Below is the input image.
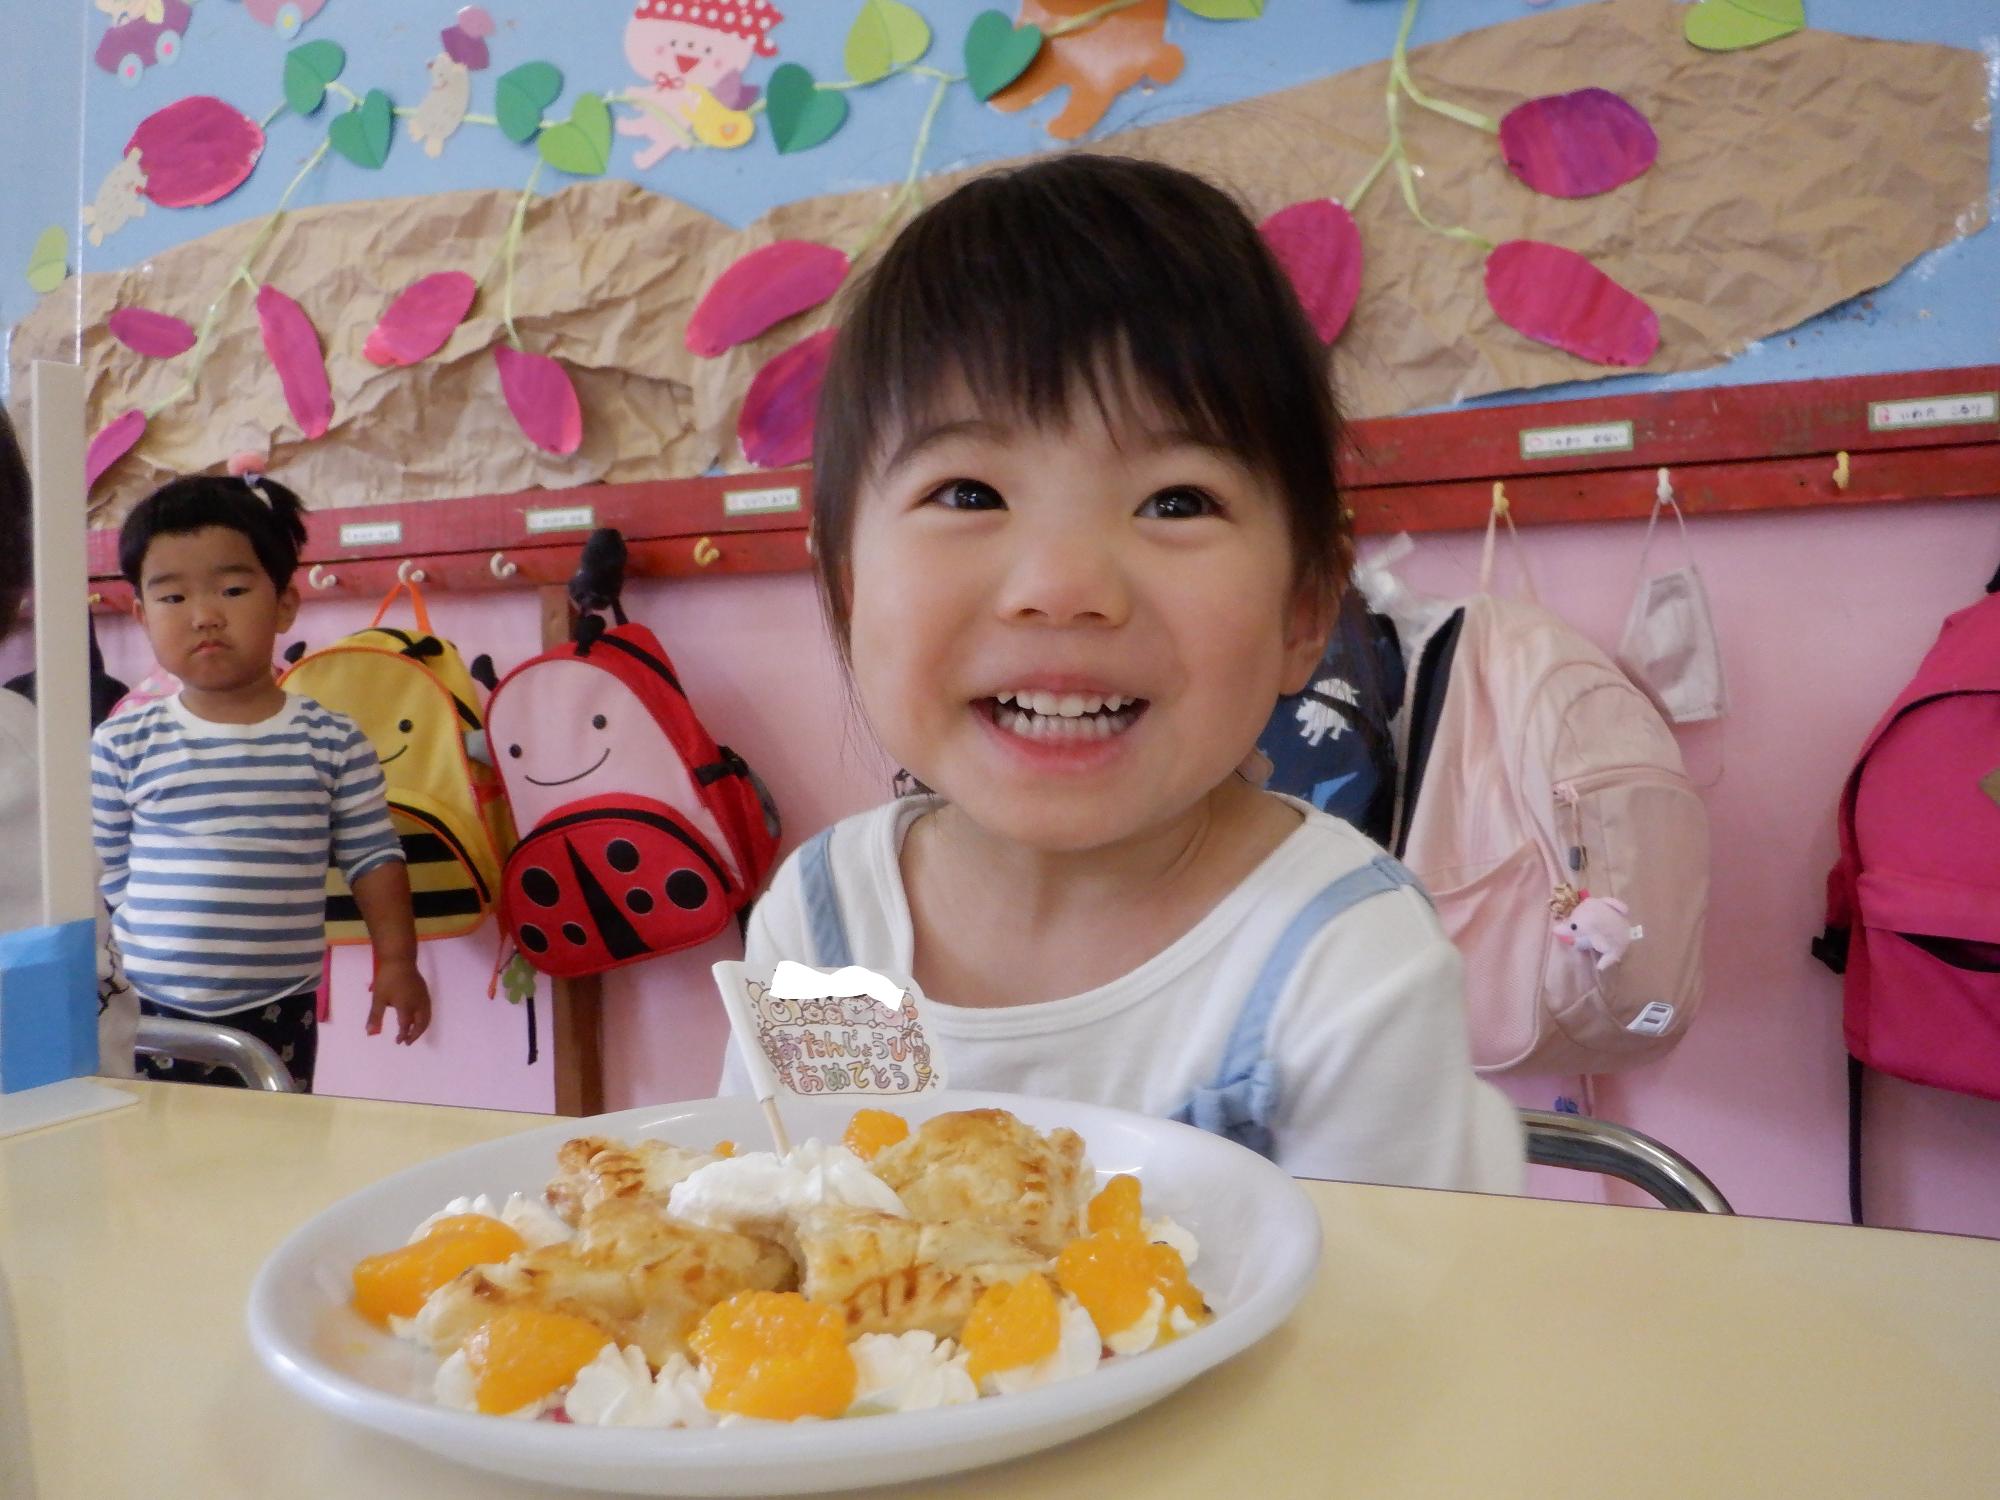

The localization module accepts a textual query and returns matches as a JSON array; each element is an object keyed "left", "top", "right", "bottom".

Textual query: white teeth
[{"left": 994, "top": 690, "right": 1136, "bottom": 719}]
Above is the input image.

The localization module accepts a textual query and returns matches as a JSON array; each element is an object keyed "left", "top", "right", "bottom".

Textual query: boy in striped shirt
[{"left": 91, "top": 476, "right": 431, "bottom": 1089}]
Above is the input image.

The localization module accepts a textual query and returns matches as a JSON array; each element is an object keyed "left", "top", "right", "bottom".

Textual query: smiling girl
[{"left": 725, "top": 155, "right": 1520, "bottom": 1190}]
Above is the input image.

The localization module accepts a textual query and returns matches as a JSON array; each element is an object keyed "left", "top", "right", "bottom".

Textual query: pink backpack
[
  {"left": 1817, "top": 588, "right": 2000, "bottom": 1102},
  {"left": 1396, "top": 513, "right": 1711, "bottom": 1074}
]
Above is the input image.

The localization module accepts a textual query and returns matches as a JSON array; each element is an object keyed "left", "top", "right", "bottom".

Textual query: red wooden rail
[{"left": 85, "top": 364, "right": 2000, "bottom": 614}]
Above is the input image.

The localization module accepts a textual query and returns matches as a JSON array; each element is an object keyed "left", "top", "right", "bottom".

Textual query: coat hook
[
  {"left": 1656, "top": 466, "right": 1676, "bottom": 508},
  {"left": 1491, "top": 481, "right": 1509, "bottom": 518},
  {"left": 396, "top": 558, "right": 427, "bottom": 585},
  {"left": 489, "top": 552, "right": 519, "bottom": 580},
  {"left": 1832, "top": 451, "right": 1850, "bottom": 491},
  {"left": 88, "top": 591, "right": 103, "bottom": 607},
  {"left": 307, "top": 564, "right": 338, "bottom": 590},
  {"left": 692, "top": 536, "right": 721, "bottom": 568}
]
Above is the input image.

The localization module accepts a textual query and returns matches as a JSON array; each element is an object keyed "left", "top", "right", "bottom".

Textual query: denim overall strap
[
  {"left": 799, "top": 828, "right": 854, "bottom": 969},
  {"left": 1172, "top": 854, "right": 1426, "bottom": 1159}
]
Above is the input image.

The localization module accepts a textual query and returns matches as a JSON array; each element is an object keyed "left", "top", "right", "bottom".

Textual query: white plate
[{"left": 247, "top": 1091, "right": 1322, "bottom": 1496}]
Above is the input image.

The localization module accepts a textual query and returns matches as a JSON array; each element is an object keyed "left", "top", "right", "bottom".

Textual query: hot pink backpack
[
  {"left": 1396, "top": 513, "right": 1711, "bottom": 1074},
  {"left": 1816, "top": 587, "right": 2000, "bottom": 1105}
]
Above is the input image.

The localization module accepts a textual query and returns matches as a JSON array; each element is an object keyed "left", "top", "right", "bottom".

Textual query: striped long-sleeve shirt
[{"left": 90, "top": 693, "right": 403, "bottom": 1016}]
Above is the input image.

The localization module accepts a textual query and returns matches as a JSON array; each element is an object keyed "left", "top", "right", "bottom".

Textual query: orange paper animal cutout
[{"left": 988, "top": 0, "right": 1185, "bottom": 140}]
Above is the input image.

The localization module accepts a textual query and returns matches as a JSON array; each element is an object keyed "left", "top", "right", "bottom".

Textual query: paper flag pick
[
  {"left": 127, "top": 96, "right": 264, "bottom": 208},
  {"left": 964, "top": 10, "right": 1042, "bottom": 102},
  {"left": 107, "top": 307, "right": 197, "bottom": 359},
  {"left": 1259, "top": 199, "right": 1364, "bottom": 344},
  {"left": 687, "top": 241, "right": 850, "bottom": 358},
  {"left": 494, "top": 345, "right": 584, "bottom": 455},
  {"left": 495, "top": 62, "right": 563, "bottom": 144},
  {"left": 1685, "top": 0, "right": 1804, "bottom": 52},
  {"left": 713, "top": 960, "right": 948, "bottom": 1108},
  {"left": 282, "top": 39, "right": 347, "bottom": 115},
  {"left": 329, "top": 87, "right": 395, "bottom": 169},
  {"left": 25, "top": 226, "right": 68, "bottom": 294},
  {"left": 255, "top": 284, "right": 333, "bottom": 439},
  {"left": 85, "top": 410, "right": 147, "bottom": 493},
  {"left": 1500, "top": 88, "right": 1657, "bottom": 199},
  {"left": 1485, "top": 240, "right": 1659, "bottom": 368},
  {"left": 766, "top": 64, "right": 848, "bottom": 154},
  {"left": 537, "top": 92, "right": 612, "bottom": 176},
  {"left": 845, "top": 0, "right": 932, "bottom": 85},
  {"left": 363, "top": 271, "right": 477, "bottom": 367},
  {"left": 739, "top": 327, "right": 838, "bottom": 468}
]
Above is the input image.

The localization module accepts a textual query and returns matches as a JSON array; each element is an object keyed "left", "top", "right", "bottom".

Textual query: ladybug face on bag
[{"left": 490, "top": 659, "right": 706, "bottom": 829}]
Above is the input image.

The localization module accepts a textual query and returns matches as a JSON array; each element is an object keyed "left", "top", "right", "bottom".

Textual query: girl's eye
[
  {"left": 926, "top": 478, "right": 1004, "bottom": 512},
  {"left": 1138, "top": 486, "right": 1221, "bottom": 520}
]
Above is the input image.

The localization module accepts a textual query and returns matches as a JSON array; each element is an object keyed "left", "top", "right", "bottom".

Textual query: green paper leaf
[
  {"left": 537, "top": 92, "right": 612, "bottom": 176},
  {"left": 25, "top": 225, "right": 68, "bottom": 294},
  {"left": 496, "top": 61, "right": 564, "bottom": 145},
  {"left": 1684, "top": 0, "right": 1803, "bottom": 51},
  {"left": 766, "top": 63, "right": 849, "bottom": 154},
  {"left": 845, "top": 0, "right": 931, "bottom": 84},
  {"left": 501, "top": 952, "right": 537, "bottom": 1005},
  {"left": 282, "top": 40, "right": 346, "bottom": 116},
  {"left": 1175, "top": 0, "right": 1264, "bottom": 17},
  {"left": 1981, "top": 766, "right": 2000, "bottom": 809},
  {"left": 328, "top": 88, "right": 394, "bottom": 169},
  {"left": 964, "top": 11, "right": 1041, "bottom": 101}
]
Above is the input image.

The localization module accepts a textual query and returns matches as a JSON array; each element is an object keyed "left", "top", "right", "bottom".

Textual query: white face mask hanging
[{"left": 1616, "top": 469, "right": 1728, "bottom": 724}]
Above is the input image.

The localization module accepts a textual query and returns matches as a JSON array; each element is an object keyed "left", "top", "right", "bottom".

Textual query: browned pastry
[
  {"left": 414, "top": 1200, "right": 794, "bottom": 1366},
  {"left": 794, "top": 1206, "right": 1046, "bottom": 1338},
  {"left": 869, "top": 1109, "right": 1091, "bottom": 1258},
  {"left": 543, "top": 1135, "right": 715, "bottom": 1225}
]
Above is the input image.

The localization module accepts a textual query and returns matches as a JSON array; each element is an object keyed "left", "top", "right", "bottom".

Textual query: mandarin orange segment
[
  {"left": 350, "top": 1215, "right": 526, "bottom": 1326},
  {"left": 960, "top": 1273, "right": 1062, "bottom": 1383},
  {"left": 689, "top": 1290, "right": 857, "bottom": 1421},
  {"left": 1055, "top": 1227, "right": 1206, "bottom": 1341},
  {"left": 841, "top": 1108, "right": 910, "bottom": 1161},
  {"left": 462, "top": 1306, "right": 613, "bottom": 1415},
  {"left": 1086, "top": 1174, "right": 1144, "bottom": 1235}
]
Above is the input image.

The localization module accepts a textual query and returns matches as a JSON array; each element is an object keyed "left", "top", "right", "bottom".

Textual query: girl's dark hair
[
  {"left": 810, "top": 152, "right": 1349, "bottom": 656},
  {"left": 118, "top": 474, "right": 311, "bottom": 591},
  {"left": 0, "top": 406, "right": 27, "bottom": 640}
]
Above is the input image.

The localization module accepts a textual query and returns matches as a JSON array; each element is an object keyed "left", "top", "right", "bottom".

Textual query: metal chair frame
[
  {"left": 1519, "top": 1108, "right": 1732, "bottom": 1214},
  {"left": 133, "top": 1016, "right": 297, "bottom": 1092}
]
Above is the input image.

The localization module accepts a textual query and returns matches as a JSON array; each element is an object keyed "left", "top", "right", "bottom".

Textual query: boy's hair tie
[{"left": 242, "top": 475, "right": 272, "bottom": 507}]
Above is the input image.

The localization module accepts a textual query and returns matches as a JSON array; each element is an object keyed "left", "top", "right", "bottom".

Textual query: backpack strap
[
  {"left": 798, "top": 827, "right": 853, "bottom": 969},
  {"left": 1172, "top": 854, "right": 1428, "bottom": 1159}
]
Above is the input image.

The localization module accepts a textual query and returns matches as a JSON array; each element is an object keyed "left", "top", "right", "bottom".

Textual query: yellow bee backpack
[{"left": 278, "top": 582, "right": 515, "bottom": 943}]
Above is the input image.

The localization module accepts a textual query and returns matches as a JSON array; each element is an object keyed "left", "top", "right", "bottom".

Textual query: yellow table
[{"left": 3, "top": 1082, "right": 1998, "bottom": 1499}]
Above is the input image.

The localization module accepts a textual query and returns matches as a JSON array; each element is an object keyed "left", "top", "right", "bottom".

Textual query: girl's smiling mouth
[{"left": 977, "top": 688, "right": 1148, "bottom": 743}]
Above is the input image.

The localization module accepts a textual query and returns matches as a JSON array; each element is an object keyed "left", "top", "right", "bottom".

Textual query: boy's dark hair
[
  {"left": 810, "top": 152, "right": 1349, "bottom": 656},
  {"left": 0, "top": 405, "right": 28, "bottom": 640},
  {"left": 119, "top": 474, "right": 311, "bottom": 591}
]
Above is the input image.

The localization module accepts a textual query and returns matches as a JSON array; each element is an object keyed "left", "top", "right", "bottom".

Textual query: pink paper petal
[
  {"left": 255, "top": 284, "right": 333, "bottom": 440},
  {"left": 457, "top": 6, "right": 495, "bottom": 39},
  {"left": 1485, "top": 241, "right": 1659, "bottom": 368},
  {"left": 363, "top": 271, "right": 478, "bottom": 367},
  {"left": 127, "top": 96, "right": 265, "bottom": 209},
  {"left": 686, "top": 241, "right": 851, "bottom": 358},
  {"left": 1500, "top": 88, "right": 1658, "bottom": 199},
  {"left": 86, "top": 409, "right": 147, "bottom": 493},
  {"left": 494, "top": 345, "right": 583, "bottom": 455},
  {"left": 738, "top": 328, "right": 838, "bottom": 469},
  {"left": 1258, "top": 199, "right": 1364, "bottom": 344},
  {"left": 107, "top": 306, "right": 197, "bottom": 359}
]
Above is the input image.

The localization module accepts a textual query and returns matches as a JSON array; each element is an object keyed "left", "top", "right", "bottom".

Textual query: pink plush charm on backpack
[{"left": 1553, "top": 891, "right": 1642, "bottom": 971}]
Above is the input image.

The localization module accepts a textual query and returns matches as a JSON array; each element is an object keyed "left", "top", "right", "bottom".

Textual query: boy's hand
[{"left": 367, "top": 959, "right": 432, "bottom": 1045}]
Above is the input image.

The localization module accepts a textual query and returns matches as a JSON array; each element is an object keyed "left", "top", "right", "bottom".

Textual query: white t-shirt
[{"left": 722, "top": 795, "right": 1523, "bottom": 1193}]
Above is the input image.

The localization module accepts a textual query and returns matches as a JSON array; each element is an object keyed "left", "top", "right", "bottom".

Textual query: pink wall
[{"left": 82, "top": 493, "right": 2000, "bottom": 1235}]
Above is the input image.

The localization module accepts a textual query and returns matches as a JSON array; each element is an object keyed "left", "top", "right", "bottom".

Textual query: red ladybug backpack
[{"left": 485, "top": 537, "right": 778, "bottom": 977}]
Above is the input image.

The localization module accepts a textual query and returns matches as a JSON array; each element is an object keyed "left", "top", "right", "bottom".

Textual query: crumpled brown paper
[{"left": 11, "top": 0, "right": 1988, "bottom": 524}]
